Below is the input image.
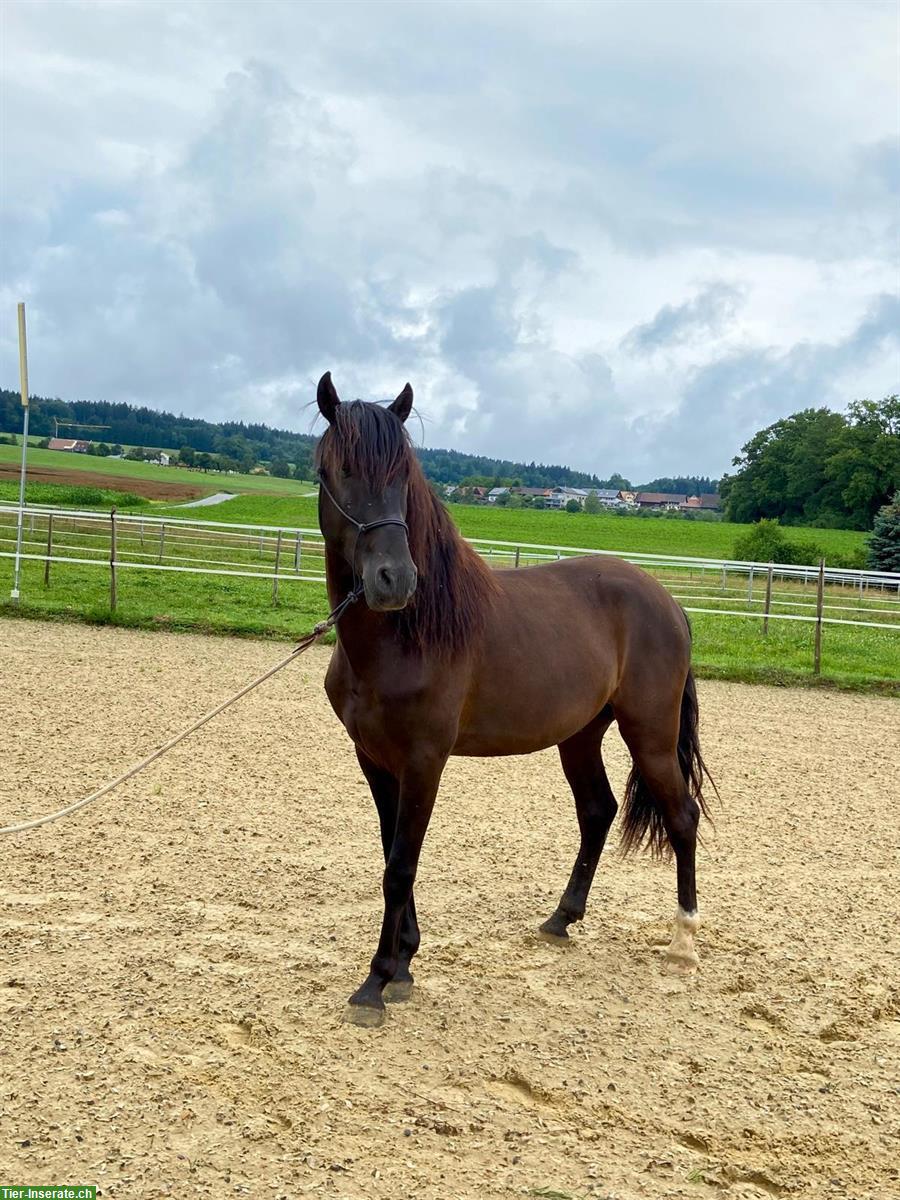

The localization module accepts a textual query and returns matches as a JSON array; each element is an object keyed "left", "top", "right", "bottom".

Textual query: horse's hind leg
[
  {"left": 539, "top": 709, "right": 617, "bottom": 942},
  {"left": 617, "top": 719, "right": 701, "bottom": 975},
  {"left": 355, "top": 748, "right": 419, "bottom": 1001}
]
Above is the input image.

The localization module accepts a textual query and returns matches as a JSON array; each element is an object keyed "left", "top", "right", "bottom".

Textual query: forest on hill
[
  {"left": 0, "top": 388, "right": 694, "bottom": 491},
  {"left": 6, "top": 387, "right": 895, "bottom": 528}
]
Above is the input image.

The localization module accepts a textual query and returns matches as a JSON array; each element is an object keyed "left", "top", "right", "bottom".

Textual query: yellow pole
[{"left": 11, "top": 302, "right": 30, "bottom": 602}]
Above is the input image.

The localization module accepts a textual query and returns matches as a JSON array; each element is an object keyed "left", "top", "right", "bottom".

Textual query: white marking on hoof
[{"left": 665, "top": 907, "right": 700, "bottom": 974}]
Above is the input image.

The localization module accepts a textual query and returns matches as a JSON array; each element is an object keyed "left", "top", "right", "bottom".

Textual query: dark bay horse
[{"left": 315, "top": 373, "right": 713, "bottom": 1026}]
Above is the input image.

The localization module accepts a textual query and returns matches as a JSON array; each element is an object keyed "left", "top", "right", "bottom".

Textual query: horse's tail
[{"left": 620, "top": 668, "right": 715, "bottom": 858}]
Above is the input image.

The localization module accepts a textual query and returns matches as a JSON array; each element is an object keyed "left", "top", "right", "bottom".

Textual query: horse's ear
[
  {"left": 389, "top": 383, "right": 413, "bottom": 423},
  {"left": 317, "top": 372, "right": 340, "bottom": 424}
]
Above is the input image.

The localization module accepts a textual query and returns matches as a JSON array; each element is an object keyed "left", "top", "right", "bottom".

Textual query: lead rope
[
  {"left": 0, "top": 587, "right": 363, "bottom": 836},
  {"left": 4, "top": 474, "right": 407, "bottom": 836}
]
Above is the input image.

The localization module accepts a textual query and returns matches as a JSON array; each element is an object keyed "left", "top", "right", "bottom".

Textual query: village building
[
  {"left": 634, "top": 491, "right": 688, "bottom": 510},
  {"left": 47, "top": 438, "right": 91, "bottom": 453}
]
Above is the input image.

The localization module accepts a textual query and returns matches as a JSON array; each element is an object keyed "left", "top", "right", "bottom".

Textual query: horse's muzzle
[{"left": 363, "top": 562, "right": 418, "bottom": 612}]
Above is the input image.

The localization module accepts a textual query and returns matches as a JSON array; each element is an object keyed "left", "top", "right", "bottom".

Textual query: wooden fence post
[
  {"left": 110, "top": 507, "right": 118, "bottom": 612},
  {"left": 43, "top": 514, "right": 53, "bottom": 587},
  {"left": 158, "top": 522, "right": 166, "bottom": 564},
  {"left": 763, "top": 563, "right": 773, "bottom": 635},
  {"left": 721, "top": 565, "right": 727, "bottom": 591},
  {"left": 747, "top": 567, "right": 754, "bottom": 606},
  {"left": 272, "top": 529, "right": 283, "bottom": 604},
  {"left": 294, "top": 533, "right": 302, "bottom": 573},
  {"left": 813, "top": 557, "right": 825, "bottom": 674},
  {"left": 514, "top": 547, "right": 520, "bottom": 568}
]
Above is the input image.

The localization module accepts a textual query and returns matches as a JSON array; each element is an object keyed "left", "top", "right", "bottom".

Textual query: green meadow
[
  {"left": 2, "top": 551, "right": 897, "bottom": 692},
  {"left": 1, "top": 447, "right": 894, "bottom": 692},
  {"left": 0, "top": 441, "right": 317, "bottom": 498},
  {"left": 168, "top": 492, "right": 868, "bottom": 564}
]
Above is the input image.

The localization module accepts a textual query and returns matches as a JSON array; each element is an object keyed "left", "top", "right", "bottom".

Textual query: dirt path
[
  {"left": 0, "top": 461, "right": 204, "bottom": 501},
  {"left": 1, "top": 619, "right": 897, "bottom": 1199}
]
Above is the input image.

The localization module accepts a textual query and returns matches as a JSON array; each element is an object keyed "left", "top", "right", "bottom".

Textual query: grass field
[
  {"left": 148, "top": 492, "right": 869, "bottom": 565},
  {"left": 0, "top": 442, "right": 317, "bottom": 498},
  {"left": 0, "top": 480, "right": 151, "bottom": 508},
  {"left": 2, "top": 547, "right": 897, "bottom": 693},
  {"left": 1, "top": 443, "right": 870, "bottom": 562},
  {"left": 1, "top": 448, "right": 893, "bottom": 692}
]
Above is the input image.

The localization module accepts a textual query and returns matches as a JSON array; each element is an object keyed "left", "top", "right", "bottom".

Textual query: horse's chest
[
  {"left": 324, "top": 660, "right": 399, "bottom": 763},
  {"left": 324, "top": 651, "right": 456, "bottom": 771}
]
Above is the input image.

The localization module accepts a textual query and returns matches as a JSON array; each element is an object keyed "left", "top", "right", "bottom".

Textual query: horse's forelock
[
  {"left": 316, "top": 398, "right": 498, "bottom": 655},
  {"left": 316, "top": 400, "right": 412, "bottom": 492}
]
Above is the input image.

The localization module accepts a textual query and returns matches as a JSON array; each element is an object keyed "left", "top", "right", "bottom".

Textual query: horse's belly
[
  {"left": 452, "top": 692, "right": 606, "bottom": 757},
  {"left": 452, "top": 628, "right": 615, "bottom": 756}
]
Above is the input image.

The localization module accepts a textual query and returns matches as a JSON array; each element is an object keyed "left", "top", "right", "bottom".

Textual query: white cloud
[{"left": 1, "top": 0, "right": 897, "bottom": 480}]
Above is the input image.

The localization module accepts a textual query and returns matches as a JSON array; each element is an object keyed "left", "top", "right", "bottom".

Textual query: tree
[
  {"left": 826, "top": 397, "right": 900, "bottom": 529},
  {"left": 179, "top": 445, "right": 196, "bottom": 467},
  {"left": 733, "top": 519, "right": 824, "bottom": 566},
  {"left": 565, "top": 499, "right": 582, "bottom": 513},
  {"left": 639, "top": 475, "right": 718, "bottom": 496},
  {"left": 867, "top": 496, "right": 900, "bottom": 571},
  {"left": 583, "top": 494, "right": 603, "bottom": 514},
  {"left": 720, "top": 397, "right": 899, "bottom": 529}
]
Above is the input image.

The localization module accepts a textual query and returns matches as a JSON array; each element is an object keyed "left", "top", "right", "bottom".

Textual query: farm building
[
  {"left": 634, "top": 491, "right": 688, "bottom": 509},
  {"left": 680, "top": 494, "right": 722, "bottom": 511},
  {"left": 47, "top": 438, "right": 91, "bottom": 453},
  {"left": 697, "top": 493, "right": 722, "bottom": 511},
  {"left": 487, "top": 487, "right": 510, "bottom": 503}
]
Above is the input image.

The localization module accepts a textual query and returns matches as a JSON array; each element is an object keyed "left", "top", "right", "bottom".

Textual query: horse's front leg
[
  {"left": 355, "top": 747, "right": 420, "bottom": 1001},
  {"left": 345, "top": 753, "right": 445, "bottom": 1027}
]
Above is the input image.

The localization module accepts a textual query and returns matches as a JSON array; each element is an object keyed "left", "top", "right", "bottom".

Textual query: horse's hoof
[
  {"left": 383, "top": 978, "right": 414, "bottom": 1003},
  {"left": 542, "top": 912, "right": 571, "bottom": 940},
  {"left": 538, "top": 916, "right": 570, "bottom": 945},
  {"left": 664, "top": 952, "right": 699, "bottom": 976},
  {"left": 343, "top": 1002, "right": 386, "bottom": 1028}
]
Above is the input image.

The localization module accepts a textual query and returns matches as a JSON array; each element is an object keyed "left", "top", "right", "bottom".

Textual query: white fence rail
[{"left": 2, "top": 504, "right": 899, "bottom": 667}]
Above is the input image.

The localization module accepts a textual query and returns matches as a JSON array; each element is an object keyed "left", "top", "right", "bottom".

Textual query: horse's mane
[{"left": 316, "top": 400, "right": 498, "bottom": 656}]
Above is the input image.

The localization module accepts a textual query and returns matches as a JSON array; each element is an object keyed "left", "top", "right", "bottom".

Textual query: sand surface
[{"left": 1, "top": 618, "right": 898, "bottom": 1199}]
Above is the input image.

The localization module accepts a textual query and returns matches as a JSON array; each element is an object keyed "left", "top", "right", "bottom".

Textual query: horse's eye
[{"left": 341, "top": 463, "right": 351, "bottom": 478}]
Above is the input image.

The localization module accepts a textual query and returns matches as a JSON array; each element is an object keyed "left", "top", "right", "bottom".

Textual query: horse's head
[{"left": 315, "top": 372, "right": 419, "bottom": 612}]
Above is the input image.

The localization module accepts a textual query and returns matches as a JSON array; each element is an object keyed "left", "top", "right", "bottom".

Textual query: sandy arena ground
[{"left": 1, "top": 618, "right": 898, "bottom": 1199}]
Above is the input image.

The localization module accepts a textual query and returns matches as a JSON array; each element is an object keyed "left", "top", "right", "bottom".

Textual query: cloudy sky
[{"left": 1, "top": 0, "right": 897, "bottom": 480}]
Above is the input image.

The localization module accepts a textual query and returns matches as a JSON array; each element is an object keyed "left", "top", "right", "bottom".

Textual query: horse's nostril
[{"left": 377, "top": 566, "right": 393, "bottom": 589}]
